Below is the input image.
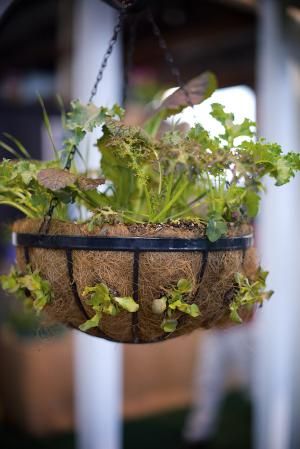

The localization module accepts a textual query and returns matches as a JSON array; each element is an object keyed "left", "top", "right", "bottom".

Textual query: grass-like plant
[{"left": 0, "top": 73, "right": 298, "bottom": 242}]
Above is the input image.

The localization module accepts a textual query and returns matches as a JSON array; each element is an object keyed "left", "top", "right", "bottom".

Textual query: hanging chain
[
  {"left": 147, "top": 9, "right": 194, "bottom": 109},
  {"left": 64, "top": 143, "right": 77, "bottom": 170},
  {"left": 39, "top": 197, "right": 59, "bottom": 233}
]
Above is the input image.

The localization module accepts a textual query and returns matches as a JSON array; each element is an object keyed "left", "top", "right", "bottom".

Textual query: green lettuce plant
[
  {"left": 0, "top": 266, "right": 53, "bottom": 313},
  {"left": 79, "top": 283, "right": 139, "bottom": 332},
  {"left": 229, "top": 269, "right": 273, "bottom": 323},
  {"left": 152, "top": 278, "right": 200, "bottom": 333},
  {"left": 0, "top": 72, "right": 299, "bottom": 242}
]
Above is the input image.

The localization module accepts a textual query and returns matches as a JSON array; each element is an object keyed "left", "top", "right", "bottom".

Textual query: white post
[
  {"left": 255, "top": 2, "right": 300, "bottom": 449},
  {"left": 71, "top": 1, "right": 123, "bottom": 449}
]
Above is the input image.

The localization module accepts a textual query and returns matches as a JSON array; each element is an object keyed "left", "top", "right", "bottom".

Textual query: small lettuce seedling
[
  {"left": 0, "top": 266, "right": 53, "bottom": 313},
  {"left": 229, "top": 269, "right": 273, "bottom": 323},
  {"left": 152, "top": 278, "right": 201, "bottom": 333},
  {"left": 79, "top": 282, "right": 139, "bottom": 332}
]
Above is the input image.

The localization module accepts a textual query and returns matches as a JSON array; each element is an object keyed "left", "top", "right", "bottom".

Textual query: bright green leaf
[
  {"left": 229, "top": 305, "right": 243, "bottom": 324},
  {"left": 115, "top": 296, "right": 139, "bottom": 313},
  {"left": 177, "top": 278, "right": 193, "bottom": 293},
  {"left": 161, "top": 318, "right": 178, "bottom": 333},
  {"left": 244, "top": 190, "right": 260, "bottom": 218},
  {"left": 79, "top": 312, "right": 101, "bottom": 331},
  {"left": 188, "top": 303, "right": 201, "bottom": 318},
  {"left": 206, "top": 217, "right": 227, "bottom": 242}
]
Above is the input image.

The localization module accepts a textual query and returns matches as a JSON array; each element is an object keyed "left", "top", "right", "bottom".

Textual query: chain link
[
  {"left": 64, "top": 144, "right": 77, "bottom": 170},
  {"left": 39, "top": 197, "right": 59, "bottom": 233},
  {"left": 147, "top": 9, "right": 194, "bottom": 109}
]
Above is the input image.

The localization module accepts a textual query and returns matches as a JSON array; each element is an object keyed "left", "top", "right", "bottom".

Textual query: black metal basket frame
[{"left": 13, "top": 232, "right": 253, "bottom": 344}]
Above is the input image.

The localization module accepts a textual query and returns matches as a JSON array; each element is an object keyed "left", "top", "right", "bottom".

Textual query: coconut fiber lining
[{"left": 12, "top": 219, "right": 258, "bottom": 343}]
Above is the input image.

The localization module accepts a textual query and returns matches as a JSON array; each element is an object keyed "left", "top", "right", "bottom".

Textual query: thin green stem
[
  {"left": 0, "top": 141, "right": 22, "bottom": 159},
  {"left": 164, "top": 172, "right": 174, "bottom": 206},
  {"left": 143, "top": 183, "right": 153, "bottom": 216},
  {"left": 168, "top": 202, "right": 208, "bottom": 221},
  {"left": 3, "top": 133, "right": 31, "bottom": 159},
  {"left": 37, "top": 94, "right": 59, "bottom": 160},
  {"left": 153, "top": 149, "right": 162, "bottom": 195},
  {"left": 187, "top": 190, "right": 208, "bottom": 208},
  {"left": 119, "top": 213, "right": 145, "bottom": 224},
  {"left": 152, "top": 179, "right": 189, "bottom": 223}
]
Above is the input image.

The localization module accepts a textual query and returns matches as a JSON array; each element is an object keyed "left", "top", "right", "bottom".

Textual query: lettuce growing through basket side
[
  {"left": 229, "top": 268, "right": 273, "bottom": 323},
  {"left": 152, "top": 278, "right": 201, "bottom": 333},
  {"left": 79, "top": 282, "right": 139, "bottom": 332},
  {"left": 0, "top": 266, "right": 53, "bottom": 313}
]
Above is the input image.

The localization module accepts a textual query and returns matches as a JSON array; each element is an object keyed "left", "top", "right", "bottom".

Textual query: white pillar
[
  {"left": 255, "top": 2, "right": 300, "bottom": 449},
  {"left": 71, "top": 1, "right": 123, "bottom": 449}
]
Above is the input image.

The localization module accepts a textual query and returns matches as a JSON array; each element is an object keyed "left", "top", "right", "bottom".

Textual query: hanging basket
[{"left": 12, "top": 218, "right": 257, "bottom": 344}]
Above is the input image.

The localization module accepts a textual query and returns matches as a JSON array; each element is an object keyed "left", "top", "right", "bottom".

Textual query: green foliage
[
  {"left": 62, "top": 101, "right": 124, "bottom": 166},
  {"left": 96, "top": 99, "right": 300, "bottom": 240},
  {"left": 0, "top": 265, "right": 53, "bottom": 313},
  {"left": 152, "top": 278, "right": 200, "bottom": 333},
  {"left": 0, "top": 159, "right": 64, "bottom": 218},
  {"left": 79, "top": 282, "right": 139, "bottom": 332},
  {"left": 229, "top": 268, "right": 273, "bottom": 323},
  {"left": 206, "top": 215, "right": 227, "bottom": 242},
  {"left": 87, "top": 207, "right": 121, "bottom": 231},
  {"left": 1, "top": 77, "right": 300, "bottom": 242}
]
